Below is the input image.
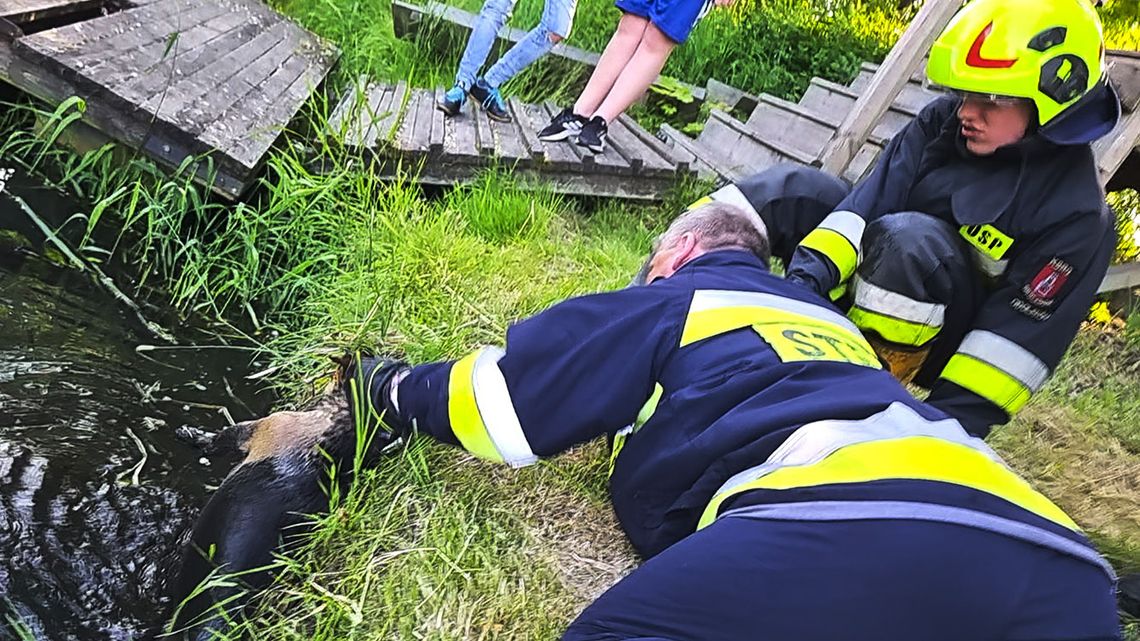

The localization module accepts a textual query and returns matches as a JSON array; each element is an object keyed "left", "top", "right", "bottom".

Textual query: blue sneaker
[
  {"left": 469, "top": 78, "right": 511, "bottom": 123},
  {"left": 437, "top": 85, "right": 466, "bottom": 117}
]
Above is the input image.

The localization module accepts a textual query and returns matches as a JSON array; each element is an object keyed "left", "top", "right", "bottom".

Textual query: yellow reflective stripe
[
  {"left": 828, "top": 282, "right": 847, "bottom": 302},
  {"left": 635, "top": 383, "right": 664, "bottom": 429},
  {"left": 848, "top": 306, "right": 941, "bottom": 347},
  {"left": 681, "top": 290, "right": 859, "bottom": 347},
  {"left": 609, "top": 383, "right": 664, "bottom": 476},
  {"left": 941, "top": 353, "right": 1033, "bottom": 414},
  {"left": 799, "top": 228, "right": 858, "bottom": 281},
  {"left": 699, "top": 436, "right": 1077, "bottom": 531},
  {"left": 447, "top": 350, "right": 503, "bottom": 463},
  {"left": 959, "top": 224, "right": 1014, "bottom": 261},
  {"left": 687, "top": 195, "right": 713, "bottom": 210}
]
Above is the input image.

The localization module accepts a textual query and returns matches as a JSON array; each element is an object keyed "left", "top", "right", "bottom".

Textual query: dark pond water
[{"left": 0, "top": 168, "right": 274, "bottom": 640}]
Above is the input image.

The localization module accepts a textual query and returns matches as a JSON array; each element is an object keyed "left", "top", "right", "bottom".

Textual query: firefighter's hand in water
[{"left": 340, "top": 352, "right": 412, "bottom": 442}]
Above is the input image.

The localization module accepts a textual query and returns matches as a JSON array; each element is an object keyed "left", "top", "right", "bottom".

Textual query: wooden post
[
  {"left": 1094, "top": 58, "right": 1140, "bottom": 186},
  {"left": 818, "top": 0, "right": 962, "bottom": 176}
]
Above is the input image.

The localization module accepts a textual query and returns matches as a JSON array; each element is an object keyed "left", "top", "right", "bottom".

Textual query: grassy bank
[{"left": 2, "top": 0, "right": 1140, "bottom": 638}]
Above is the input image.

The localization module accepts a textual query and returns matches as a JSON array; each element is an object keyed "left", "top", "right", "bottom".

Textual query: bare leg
[
  {"left": 573, "top": 13, "right": 650, "bottom": 116},
  {"left": 592, "top": 22, "right": 676, "bottom": 123}
]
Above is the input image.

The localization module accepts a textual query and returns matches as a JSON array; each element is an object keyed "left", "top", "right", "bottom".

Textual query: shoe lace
[
  {"left": 484, "top": 87, "right": 507, "bottom": 111},
  {"left": 556, "top": 109, "right": 578, "bottom": 125},
  {"left": 445, "top": 86, "right": 465, "bottom": 101}
]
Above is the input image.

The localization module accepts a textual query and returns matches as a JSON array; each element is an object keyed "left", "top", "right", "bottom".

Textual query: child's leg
[
  {"left": 454, "top": 0, "right": 519, "bottom": 90},
  {"left": 572, "top": 12, "right": 650, "bottom": 116},
  {"left": 483, "top": 0, "right": 577, "bottom": 88},
  {"left": 590, "top": 21, "right": 675, "bottom": 122}
]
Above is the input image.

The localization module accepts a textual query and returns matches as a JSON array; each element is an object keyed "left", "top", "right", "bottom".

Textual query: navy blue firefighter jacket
[
  {"left": 396, "top": 250, "right": 943, "bottom": 558},
  {"left": 784, "top": 88, "right": 1120, "bottom": 436}
]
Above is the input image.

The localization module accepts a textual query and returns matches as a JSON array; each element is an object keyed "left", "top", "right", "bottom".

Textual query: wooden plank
[
  {"left": 117, "top": 14, "right": 264, "bottom": 104},
  {"left": 429, "top": 87, "right": 445, "bottom": 154},
  {"left": 1109, "top": 58, "right": 1140, "bottom": 114},
  {"left": 1094, "top": 109, "right": 1140, "bottom": 187},
  {"left": 474, "top": 105, "right": 496, "bottom": 157},
  {"left": 221, "top": 48, "right": 333, "bottom": 165},
  {"left": 654, "top": 124, "right": 721, "bottom": 180},
  {"left": 443, "top": 105, "right": 480, "bottom": 163},
  {"left": 706, "top": 78, "right": 759, "bottom": 114},
  {"left": 63, "top": 1, "right": 229, "bottom": 71},
  {"left": 145, "top": 19, "right": 289, "bottom": 120},
  {"left": 176, "top": 31, "right": 298, "bottom": 135},
  {"left": 393, "top": 86, "right": 425, "bottom": 153},
  {"left": 12, "top": 0, "right": 185, "bottom": 58},
  {"left": 376, "top": 81, "right": 410, "bottom": 147},
  {"left": 1098, "top": 262, "right": 1140, "bottom": 295},
  {"left": 606, "top": 118, "right": 672, "bottom": 175},
  {"left": 199, "top": 48, "right": 308, "bottom": 156},
  {"left": 93, "top": 7, "right": 246, "bottom": 91},
  {"left": 603, "top": 122, "right": 645, "bottom": 174},
  {"left": 346, "top": 83, "right": 392, "bottom": 148},
  {"left": 409, "top": 86, "right": 437, "bottom": 153},
  {"left": 509, "top": 97, "right": 544, "bottom": 163},
  {"left": 374, "top": 156, "right": 675, "bottom": 201},
  {"left": 489, "top": 112, "right": 528, "bottom": 164},
  {"left": 818, "top": 0, "right": 960, "bottom": 176},
  {"left": 619, "top": 114, "right": 690, "bottom": 175},
  {"left": 1, "top": 0, "right": 102, "bottom": 26}
]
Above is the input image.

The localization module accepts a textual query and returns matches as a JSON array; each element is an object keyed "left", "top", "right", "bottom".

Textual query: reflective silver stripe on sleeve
[
  {"left": 970, "top": 250, "right": 1009, "bottom": 278},
  {"left": 712, "top": 402, "right": 997, "bottom": 498},
  {"left": 852, "top": 275, "right": 946, "bottom": 327},
  {"left": 471, "top": 347, "right": 539, "bottom": 468},
  {"left": 709, "top": 184, "right": 769, "bottom": 240},
  {"left": 689, "top": 289, "right": 861, "bottom": 335},
  {"left": 722, "top": 501, "right": 1115, "bottom": 580},
  {"left": 957, "top": 330, "right": 1050, "bottom": 392},
  {"left": 817, "top": 210, "right": 865, "bottom": 250}
]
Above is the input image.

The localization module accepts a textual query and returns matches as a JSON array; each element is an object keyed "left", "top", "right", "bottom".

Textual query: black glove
[{"left": 339, "top": 351, "right": 412, "bottom": 440}]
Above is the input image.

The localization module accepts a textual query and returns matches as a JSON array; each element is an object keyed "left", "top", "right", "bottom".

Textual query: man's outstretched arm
[{"left": 352, "top": 287, "right": 682, "bottom": 466}]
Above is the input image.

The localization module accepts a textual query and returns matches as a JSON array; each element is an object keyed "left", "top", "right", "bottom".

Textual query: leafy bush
[{"left": 1109, "top": 189, "right": 1140, "bottom": 265}]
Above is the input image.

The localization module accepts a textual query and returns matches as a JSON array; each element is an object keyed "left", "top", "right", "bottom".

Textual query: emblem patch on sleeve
[{"left": 1023, "top": 258, "right": 1073, "bottom": 307}]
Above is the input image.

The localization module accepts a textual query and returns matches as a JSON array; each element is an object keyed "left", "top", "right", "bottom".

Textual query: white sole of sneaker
[{"left": 538, "top": 129, "right": 580, "bottom": 142}]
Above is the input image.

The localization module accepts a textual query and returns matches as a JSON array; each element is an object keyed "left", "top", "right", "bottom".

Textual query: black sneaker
[
  {"left": 538, "top": 108, "right": 587, "bottom": 141},
  {"left": 436, "top": 85, "right": 466, "bottom": 117},
  {"left": 469, "top": 78, "right": 511, "bottom": 123},
  {"left": 576, "top": 116, "right": 608, "bottom": 153}
]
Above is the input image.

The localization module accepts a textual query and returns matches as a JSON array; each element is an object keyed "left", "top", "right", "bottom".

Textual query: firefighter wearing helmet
[{"left": 684, "top": 0, "right": 1122, "bottom": 439}]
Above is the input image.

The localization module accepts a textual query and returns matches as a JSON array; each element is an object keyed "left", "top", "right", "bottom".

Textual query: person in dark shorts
[{"left": 535, "top": 0, "right": 724, "bottom": 152}]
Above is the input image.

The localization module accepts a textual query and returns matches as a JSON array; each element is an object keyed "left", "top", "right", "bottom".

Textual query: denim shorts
[{"left": 615, "top": 0, "right": 714, "bottom": 44}]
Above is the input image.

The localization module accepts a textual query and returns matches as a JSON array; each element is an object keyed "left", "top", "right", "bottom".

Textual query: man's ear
[{"left": 670, "top": 232, "right": 699, "bottom": 272}]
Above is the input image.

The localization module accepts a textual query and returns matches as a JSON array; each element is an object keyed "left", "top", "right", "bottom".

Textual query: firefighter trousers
[
  {"left": 726, "top": 164, "right": 984, "bottom": 388},
  {"left": 561, "top": 515, "right": 1120, "bottom": 641}
]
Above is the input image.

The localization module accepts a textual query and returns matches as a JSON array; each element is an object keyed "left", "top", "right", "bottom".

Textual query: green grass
[{"left": 3, "top": 0, "right": 1140, "bottom": 638}]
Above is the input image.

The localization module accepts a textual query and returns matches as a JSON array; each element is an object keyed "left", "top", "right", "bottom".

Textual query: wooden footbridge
[
  {"left": 326, "top": 78, "right": 695, "bottom": 200},
  {"left": 2, "top": 0, "right": 1140, "bottom": 209},
  {"left": 0, "top": 0, "right": 339, "bottom": 198}
]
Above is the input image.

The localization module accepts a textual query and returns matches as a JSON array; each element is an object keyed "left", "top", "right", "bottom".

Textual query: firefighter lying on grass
[{"left": 345, "top": 200, "right": 1120, "bottom": 641}]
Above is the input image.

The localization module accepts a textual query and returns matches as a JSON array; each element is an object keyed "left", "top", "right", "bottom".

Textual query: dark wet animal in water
[
  {"left": 169, "top": 391, "right": 395, "bottom": 639},
  {"left": 1121, "top": 573, "right": 1140, "bottom": 619}
]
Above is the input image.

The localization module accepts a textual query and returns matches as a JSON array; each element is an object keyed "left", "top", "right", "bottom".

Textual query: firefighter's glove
[{"left": 340, "top": 351, "right": 412, "bottom": 443}]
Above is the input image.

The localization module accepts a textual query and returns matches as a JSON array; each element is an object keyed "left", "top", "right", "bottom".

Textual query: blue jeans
[{"left": 454, "top": 0, "right": 577, "bottom": 90}]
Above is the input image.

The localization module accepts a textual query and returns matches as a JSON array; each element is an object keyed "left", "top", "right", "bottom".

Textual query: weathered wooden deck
[
  {"left": 0, "top": 0, "right": 338, "bottom": 197},
  {"left": 1, "top": 0, "right": 105, "bottom": 27},
  {"left": 328, "top": 78, "right": 695, "bottom": 200}
]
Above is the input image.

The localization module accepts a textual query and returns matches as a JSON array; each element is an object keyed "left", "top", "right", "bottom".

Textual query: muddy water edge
[{"left": 0, "top": 167, "right": 276, "bottom": 640}]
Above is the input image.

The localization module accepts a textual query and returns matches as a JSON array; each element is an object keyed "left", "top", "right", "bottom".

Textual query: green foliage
[{"left": 1110, "top": 189, "right": 1140, "bottom": 265}]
